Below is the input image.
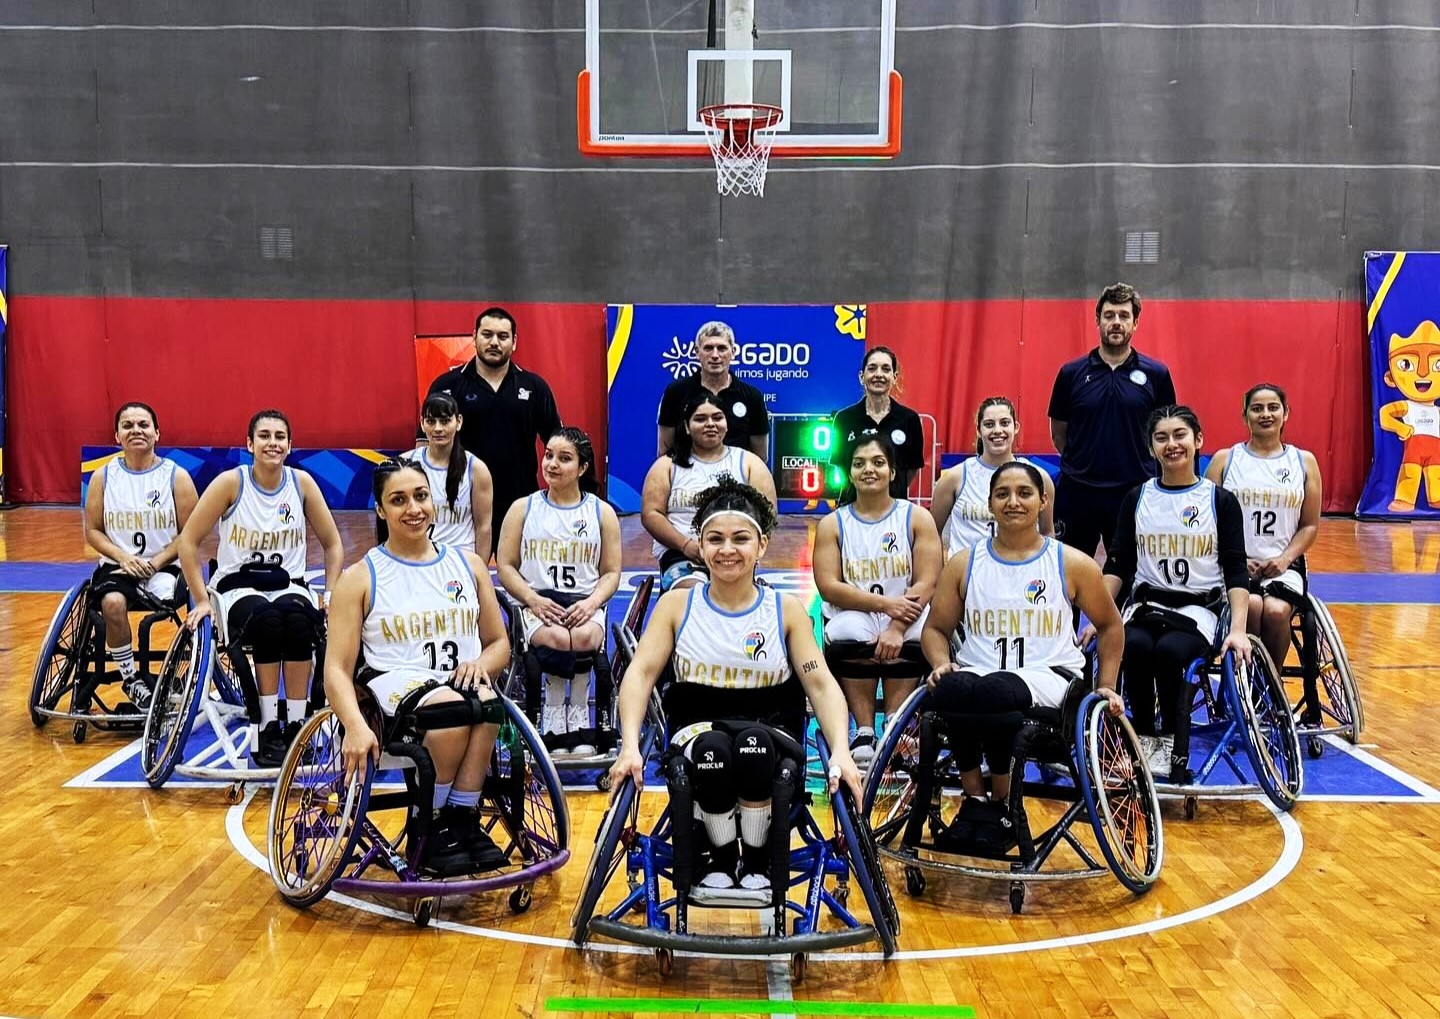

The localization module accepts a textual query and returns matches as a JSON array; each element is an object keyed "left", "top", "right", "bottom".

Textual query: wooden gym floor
[{"left": 2, "top": 507, "right": 1439, "bottom": 1019}]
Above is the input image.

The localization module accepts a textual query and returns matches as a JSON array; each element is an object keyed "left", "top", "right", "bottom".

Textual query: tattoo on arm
[{"left": 802, "top": 660, "right": 819, "bottom": 674}]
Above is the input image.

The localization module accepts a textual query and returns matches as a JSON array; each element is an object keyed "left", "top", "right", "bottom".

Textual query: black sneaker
[
  {"left": 451, "top": 807, "right": 507, "bottom": 872},
  {"left": 254, "top": 721, "right": 288, "bottom": 768},
  {"left": 697, "top": 840, "right": 740, "bottom": 889},
  {"left": 123, "top": 675, "right": 154, "bottom": 713},
  {"left": 1167, "top": 756, "right": 1193, "bottom": 788},
  {"left": 971, "top": 801, "right": 1017, "bottom": 856},
  {"left": 737, "top": 843, "right": 771, "bottom": 891},
  {"left": 935, "top": 796, "right": 986, "bottom": 852},
  {"left": 422, "top": 808, "right": 475, "bottom": 877}
]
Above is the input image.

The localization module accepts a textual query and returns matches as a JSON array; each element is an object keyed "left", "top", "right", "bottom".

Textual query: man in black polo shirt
[
  {"left": 426, "top": 306, "right": 562, "bottom": 550},
  {"left": 656, "top": 320, "right": 770, "bottom": 460},
  {"left": 1048, "top": 283, "right": 1177, "bottom": 558}
]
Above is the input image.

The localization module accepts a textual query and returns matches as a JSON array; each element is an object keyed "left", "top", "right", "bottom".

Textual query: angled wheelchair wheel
[
  {"left": 489, "top": 696, "right": 570, "bottom": 867},
  {"left": 1230, "top": 639, "right": 1303, "bottom": 811},
  {"left": 831, "top": 782, "right": 899, "bottom": 955},
  {"left": 1074, "top": 695, "right": 1163, "bottom": 893},
  {"left": 29, "top": 582, "right": 93, "bottom": 728},
  {"left": 570, "top": 773, "right": 638, "bottom": 945},
  {"left": 142, "top": 617, "right": 213, "bottom": 789},
  {"left": 267, "top": 708, "right": 371, "bottom": 908},
  {"left": 862, "top": 685, "right": 927, "bottom": 850},
  {"left": 1307, "top": 596, "right": 1363, "bottom": 741}
]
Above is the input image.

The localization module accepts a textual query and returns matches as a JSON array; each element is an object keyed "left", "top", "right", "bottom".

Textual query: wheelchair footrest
[
  {"left": 586, "top": 917, "right": 878, "bottom": 955},
  {"left": 687, "top": 886, "right": 774, "bottom": 909}
]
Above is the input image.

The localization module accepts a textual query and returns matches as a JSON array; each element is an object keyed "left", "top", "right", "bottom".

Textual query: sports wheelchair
[
  {"left": 267, "top": 681, "right": 569, "bottom": 927},
  {"left": 823, "top": 633, "right": 930, "bottom": 766},
  {"left": 142, "top": 571, "right": 325, "bottom": 800},
  {"left": 1128, "top": 612, "right": 1303, "bottom": 818},
  {"left": 29, "top": 575, "right": 187, "bottom": 744},
  {"left": 1281, "top": 593, "right": 1362, "bottom": 758},
  {"left": 863, "top": 673, "right": 1163, "bottom": 915},
  {"left": 570, "top": 625, "right": 900, "bottom": 982}
]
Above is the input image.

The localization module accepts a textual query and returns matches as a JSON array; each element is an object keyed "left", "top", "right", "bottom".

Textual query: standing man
[
  {"left": 656, "top": 321, "right": 770, "bottom": 461},
  {"left": 1048, "top": 283, "right": 1177, "bottom": 558},
  {"left": 426, "top": 306, "right": 562, "bottom": 551}
]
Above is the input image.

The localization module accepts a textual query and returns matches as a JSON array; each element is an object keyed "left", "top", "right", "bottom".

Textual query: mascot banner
[
  {"left": 605, "top": 304, "right": 868, "bottom": 512},
  {"left": 1359, "top": 253, "right": 1440, "bottom": 518}
]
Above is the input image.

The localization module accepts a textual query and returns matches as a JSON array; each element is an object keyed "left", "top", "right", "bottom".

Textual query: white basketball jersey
[
  {"left": 1221, "top": 443, "right": 1306, "bottom": 561},
  {"left": 831, "top": 500, "right": 915, "bottom": 612},
  {"left": 1405, "top": 400, "right": 1440, "bottom": 438},
  {"left": 956, "top": 538, "right": 1084, "bottom": 675},
  {"left": 945, "top": 456, "right": 1037, "bottom": 555},
  {"left": 410, "top": 446, "right": 478, "bottom": 552},
  {"left": 361, "top": 544, "right": 482, "bottom": 676},
  {"left": 653, "top": 446, "right": 748, "bottom": 559},
  {"left": 98, "top": 457, "right": 179, "bottom": 564},
  {"left": 214, "top": 467, "right": 309, "bottom": 583},
  {"left": 1132, "top": 479, "right": 1223, "bottom": 596},
  {"left": 518, "top": 491, "right": 603, "bottom": 595},
  {"left": 672, "top": 586, "right": 791, "bottom": 690}
]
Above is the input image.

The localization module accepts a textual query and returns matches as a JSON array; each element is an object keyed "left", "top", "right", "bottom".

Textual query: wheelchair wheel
[
  {"left": 1074, "top": 695, "right": 1163, "bottom": 894},
  {"left": 141, "top": 618, "right": 213, "bottom": 789},
  {"left": 861, "top": 686, "right": 927, "bottom": 850},
  {"left": 1307, "top": 596, "right": 1364, "bottom": 741},
  {"left": 570, "top": 774, "right": 638, "bottom": 945},
  {"left": 29, "top": 582, "right": 93, "bottom": 728},
  {"left": 1229, "top": 639, "right": 1303, "bottom": 811},
  {"left": 267, "top": 708, "right": 371, "bottom": 908},
  {"left": 488, "top": 696, "right": 570, "bottom": 866},
  {"left": 831, "top": 782, "right": 899, "bottom": 955}
]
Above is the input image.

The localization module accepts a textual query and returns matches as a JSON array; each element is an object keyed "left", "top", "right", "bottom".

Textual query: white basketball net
[{"left": 700, "top": 105, "right": 783, "bottom": 197}]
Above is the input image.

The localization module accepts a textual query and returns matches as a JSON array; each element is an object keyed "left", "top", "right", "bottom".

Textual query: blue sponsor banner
[
  {"left": 605, "top": 303, "right": 868, "bottom": 513},
  {"left": 82, "top": 446, "right": 400, "bottom": 510},
  {"left": 1359, "top": 252, "right": 1440, "bottom": 518}
]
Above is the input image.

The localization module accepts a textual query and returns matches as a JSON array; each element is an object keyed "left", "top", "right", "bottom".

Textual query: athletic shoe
[
  {"left": 254, "top": 721, "right": 288, "bottom": 768},
  {"left": 543, "top": 703, "right": 571, "bottom": 756},
  {"left": 934, "top": 796, "right": 986, "bottom": 852},
  {"left": 422, "top": 809, "right": 474, "bottom": 877},
  {"left": 738, "top": 845, "right": 771, "bottom": 890},
  {"left": 698, "top": 842, "right": 739, "bottom": 889},
  {"left": 849, "top": 730, "right": 876, "bottom": 766},
  {"left": 972, "top": 800, "right": 1017, "bottom": 857},
  {"left": 123, "top": 676, "right": 154, "bottom": 713},
  {"left": 1138, "top": 735, "right": 1173, "bottom": 778},
  {"left": 448, "top": 807, "right": 507, "bottom": 871}
]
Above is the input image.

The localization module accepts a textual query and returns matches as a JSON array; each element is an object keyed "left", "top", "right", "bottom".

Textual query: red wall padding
[{"left": 7, "top": 296, "right": 1363, "bottom": 511}]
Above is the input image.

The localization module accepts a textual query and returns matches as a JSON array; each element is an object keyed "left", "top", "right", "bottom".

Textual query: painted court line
[
  {"left": 544, "top": 999, "right": 975, "bottom": 1017},
  {"left": 1320, "top": 736, "right": 1440, "bottom": 801}
]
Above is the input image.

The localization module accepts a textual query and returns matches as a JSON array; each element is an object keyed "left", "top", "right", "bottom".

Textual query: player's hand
[
  {"left": 1222, "top": 631, "right": 1253, "bottom": 664},
  {"left": 874, "top": 625, "right": 904, "bottom": 661},
  {"left": 1076, "top": 622, "right": 1097, "bottom": 648},
  {"left": 118, "top": 554, "right": 148, "bottom": 578},
  {"left": 1258, "top": 557, "right": 1288, "bottom": 580},
  {"left": 340, "top": 722, "right": 381, "bottom": 786},
  {"left": 529, "top": 595, "right": 567, "bottom": 627},
  {"left": 926, "top": 662, "right": 960, "bottom": 690},
  {"left": 562, "top": 597, "right": 599, "bottom": 629},
  {"left": 1097, "top": 687, "right": 1125, "bottom": 716},
  {"left": 186, "top": 601, "right": 213, "bottom": 630},
  {"left": 608, "top": 745, "right": 645, "bottom": 798},
  {"left": 1246, "top": 558, "right": 1262, "bottom": 579},
  {"left": 827, "top": 749, "right": 865, "bottom": 805},
  {"left": 449, "top": 659, "right": 492, "bottom": 692},
  {"left": 882, "top": 595, "right": 921, "bottom": 624}
]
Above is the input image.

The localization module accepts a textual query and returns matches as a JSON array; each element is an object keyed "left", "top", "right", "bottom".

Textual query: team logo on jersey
[
  {"left": 744, "top": 631, "right": 767, "bottom": 661},
  {"left": 277, "top": 503, "right": 294, "bottom": 525},
  {"left": 1276, "top": 468, "right": 1293, "bottom": 484},
  {"left": 661, "top": 336, "right": 699, "bottom": 379},
  {"left": 881, "top": 532, "right": 899, "bottom": 554},
  {"left": 444, "top": 579, "right": 464, "bottom": 603},
  {"left": 1181, "top": 505, "right": 1201, "bottom": 528},
  {"left": 1025, "top": 579, "right": 1047, "bottom": 604},
  {"left": 571, "top": 518, "right": 589, "bottom": 537},
  {"left": 145, "top": 489, "right": 162, "bottom": 507}
]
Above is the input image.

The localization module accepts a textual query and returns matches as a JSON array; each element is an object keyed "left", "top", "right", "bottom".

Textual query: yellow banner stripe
[
  {"left": 348, "top": 448, "right": 392, "bottom": 465},
  {"left": 0, "top": 289, "right": 8, "bottom": 326},
  {"left": 606, "top": 304, "right": 635, "bottom": 391},
  {"left": 82, "top": 452, "right": 121, "bottom": 473},
  {"left": 1367, "top": 252, "right": 1407, "bottom": 333}
]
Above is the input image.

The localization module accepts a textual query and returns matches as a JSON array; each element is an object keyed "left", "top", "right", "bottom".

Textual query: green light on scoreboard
[{"left": 806, "top": 422, "right": 834, "bottom": 456}]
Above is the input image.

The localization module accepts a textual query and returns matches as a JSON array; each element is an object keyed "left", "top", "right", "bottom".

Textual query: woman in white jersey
[
  {"left": 84, "top": 401, "right": 200, "bottom": 711},
  {"left": 920, "top": 462, "right": 1123, "bottom": 854},
  {"left": 610, "top": 477, "right": 861, "bottom": 891},
  {"left": 1204, "top": 383, "right": 1322, "bottom": 674},
  {"left": 1100, "top": 405, "right": 1251, "bottom": 783},
  {"left": 413, "top": 392, "right": 495, "bottom": 558},
  {"left": 642, "top": 391, "right": 776, "bottom": 592},
  {"left": 178, "top": 409, "right": 344, "bottom": 767},
  {"left": 498, "top": 427, "right": 621, "bottom": 755},
  {"left": 813, "top": 435, "right": 942, "bottom": 764},
  {"left": 327, "top": 458, "right": 511, "bottom": 876},
  {"left": 931, "top": 396, "right": 1055, "bottom": 555}
]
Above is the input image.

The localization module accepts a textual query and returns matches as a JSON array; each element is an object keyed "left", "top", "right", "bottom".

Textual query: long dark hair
[
  {"left": 372, "top": 457, "right": 429, "bottom": 544},
  {"left": 548, "top": 426, "right": 599, "bottom": 495},
  {"left": 422, "top": 392, "right": 467, "bottom": 511},
  {"left": 669, "top": 391, "right": 728, "bottom": 469},
  {"left": 693, "top": 475, "right": 778, "bottom": 537},
  {"left": 838, "top": 434, "right": 899, "bottom": 507},
  {"left": 974, "top": 395, "right": 1018, "bottom": 455}
]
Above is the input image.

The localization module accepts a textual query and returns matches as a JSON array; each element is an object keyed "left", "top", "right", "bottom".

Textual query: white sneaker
[
  {"left": 1141, "top": 735, "right": 1173, "bottom": 777},
  {"left": 849, "top": 728, "right": 876, "bottom": 767},
  {"left": 699, "top": 868, "right": 737, "bottom": 889}
]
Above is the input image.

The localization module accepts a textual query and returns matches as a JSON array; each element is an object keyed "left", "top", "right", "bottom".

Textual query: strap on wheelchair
[
  {"left": 902, "top": 711, "right": 943, "bottom": 848},
  {"left": 663, "top": 754, "right": 696, "bottom": 896},
  {"left": 770, "top": 755, "right": 798, "bottom": 918},
  {"left": 411, "top": 691, "right": 505, "bottom": 731},
  {"left": 823, "top": 639, "right": 929, "bottom": 680},
  {"left": 1132, "top": 583, "right": 1223, "bottom": 611},
  {"left": 593, "top": 652, "right": 617, "bottom": 751}
]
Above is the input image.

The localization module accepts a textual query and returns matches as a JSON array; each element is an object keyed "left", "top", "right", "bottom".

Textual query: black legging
[
  {"left": 227, "top": 593, "right": 318, "bottom": 664},
  {"left": 930, "top": 670, "right": 1034, "bottom": 775},
  {"left": 1122, "top": 615, "right": 1210, "bottom": 739}
]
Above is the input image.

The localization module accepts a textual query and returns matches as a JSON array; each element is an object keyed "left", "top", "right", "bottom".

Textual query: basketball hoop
[{"left": 698, "top": 103, "right": 784, "bottom": 197}]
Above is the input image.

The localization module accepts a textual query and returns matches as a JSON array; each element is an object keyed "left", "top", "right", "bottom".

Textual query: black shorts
[{"left": 90, "top": 563, "right": 183, "bottom": 610}]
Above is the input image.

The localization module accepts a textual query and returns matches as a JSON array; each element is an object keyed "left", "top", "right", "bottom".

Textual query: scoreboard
[{"left": 771, "top": 414, "right": 848, "bottom": 503}]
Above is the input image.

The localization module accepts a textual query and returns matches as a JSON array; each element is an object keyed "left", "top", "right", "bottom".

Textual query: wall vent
[
  {"left": 1124, "top": 230, "right": 1160, "bottom": 264},
  {"left": 259, "top": 225, "right": 294, "bottom": 260}
]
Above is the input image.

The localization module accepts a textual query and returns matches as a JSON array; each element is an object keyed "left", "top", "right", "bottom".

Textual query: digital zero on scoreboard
[{"left": 771, "top": 414, "right": 847, "bottom": 502}]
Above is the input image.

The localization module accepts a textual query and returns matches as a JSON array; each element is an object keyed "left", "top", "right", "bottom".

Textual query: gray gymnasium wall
[{"left": 1, "top": 0, "right": 1438, "bottom": 305}]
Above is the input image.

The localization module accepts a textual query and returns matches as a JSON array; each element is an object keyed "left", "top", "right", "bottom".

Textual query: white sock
[
  {"left": 739, "top": 804, "right": 771, "bottom": 848},
  {"left": 700, "top": 808, "right": 738, "bottom": 848},
  {"left": 447, "top": 788, "right": 481, "bottom": 810},
  {"left": 432, "top": 782, "right": 453, "bottom": 810},
  {"left": 285, "top": 698, "right": 309, "bottom": 726},
  {"left": 546, "top": 674, "right": 568, "bottom": 720},
  {"left": 260, "top": 694, "right": 279, "bottom": 726},
  {"left": 108, "top": 643, "right": 137, "bottom": 679},
  {"left": 854, "top": 725, "right": 874, "bottom": 740}
]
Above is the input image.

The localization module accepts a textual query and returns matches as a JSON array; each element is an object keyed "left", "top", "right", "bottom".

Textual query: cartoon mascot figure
[{"left": 1379, "top": 320, "right": 1440, "bottom": 511}]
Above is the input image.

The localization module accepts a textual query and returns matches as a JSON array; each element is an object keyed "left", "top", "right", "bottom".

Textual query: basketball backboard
[{"left": 579, "top": 0, "right": 901, "bottom": 158}]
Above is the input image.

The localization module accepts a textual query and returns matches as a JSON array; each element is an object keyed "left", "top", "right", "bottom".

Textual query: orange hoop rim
[{"left": 697, "top": 103, "right": 785, "bottom": 131}]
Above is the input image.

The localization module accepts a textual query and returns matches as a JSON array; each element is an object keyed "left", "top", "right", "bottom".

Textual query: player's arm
[
  {"left": 641, "top": 456, "right": 696, "bottom": 559},
  {"left": 1203, "top": 447, "right": 1231, "bottom": 486},
  {"left": 470, "top": 457, "right": 494, "bottom": 561},
  {"left": 298, "top": 471, "right": 345, "bottom": 600},
  {"left": 1064, "top": 548, "right": 1123, "bottom": 710},
  {"left": 462, "top": 549, "right": 513, "bottom": 681},
  {"left": 152, "top": 467, "right": 200, "bottom": 569},
  {"left": 178, "top": 470, "right": 242, "bottom": 626},
  {"left": 812, "top": 513, "right": 886, "bottom": 613},
  {"left": 904, "top": 508, "right": 943, "bottom": 607},
  {"left": 921, "top": 550, "right": 969, "bottom": 672},
  {"left": 324, "top": 563, "right": 380, "bottom": 782},
  {"left": 607, "top": 589, "right": 686, "bottom": 791},
  {"left": 781, "top": 593, "right": 861, "bottom": 802},
  {"left": 930, "top": 468, "right": 959, "bottom": 548},
  {"left": 743, "top": 451, "right": 778, "bottom": 509},
  {"left": 83, "top": 465, "right": 138, "bottom": 569}
]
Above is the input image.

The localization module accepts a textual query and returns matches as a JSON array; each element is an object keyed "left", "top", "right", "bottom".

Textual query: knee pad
[
  {"left": 531, "top": 644, "right": 577, "bottom": 676},
  {"left": 731, "top": 726, "right": 778, "bottom": 803},
  {"left": 687, "top": 730, "right": 735, "bottom": 815},
  {"left": 280, "top": 609, "right": 316, "bottom": 661},
  {"left": 245, "top": 607, "right": 285, "bottom": 664}
]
